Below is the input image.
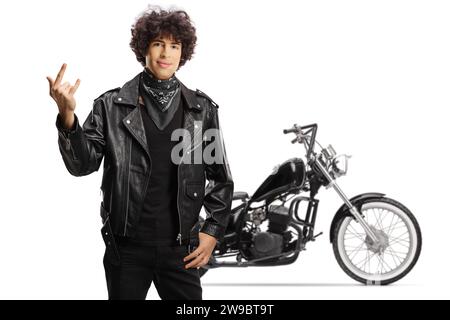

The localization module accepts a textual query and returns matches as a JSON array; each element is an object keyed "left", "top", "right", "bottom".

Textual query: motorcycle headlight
[
  {"left": 331, "top": 154, "right": 351, "bottom": 177},
  {"left": 322, "top": 144, "right": 337, "bottom": 160}
]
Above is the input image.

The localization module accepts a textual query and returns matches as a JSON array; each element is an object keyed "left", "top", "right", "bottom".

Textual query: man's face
[{"left": 145, "top": 34, "right": 182, "bottom": 80}]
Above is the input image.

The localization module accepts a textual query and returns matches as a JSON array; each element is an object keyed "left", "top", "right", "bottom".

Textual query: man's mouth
[{"left": 157, "top": 61, "right": 172, "bottom": 68}]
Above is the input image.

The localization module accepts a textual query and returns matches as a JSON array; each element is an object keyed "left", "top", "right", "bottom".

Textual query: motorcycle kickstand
[{"left": 311, "top": 232, "right": 323, "bottom": 241}]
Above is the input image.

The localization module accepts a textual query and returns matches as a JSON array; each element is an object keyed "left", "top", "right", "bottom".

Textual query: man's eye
[{"left": 172, "top": 45, "right": 180, "bottom": 49}]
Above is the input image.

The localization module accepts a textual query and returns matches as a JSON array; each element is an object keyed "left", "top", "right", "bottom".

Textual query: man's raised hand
[{"left": 46, "top": 63, "right": 80, "bottom": 129}]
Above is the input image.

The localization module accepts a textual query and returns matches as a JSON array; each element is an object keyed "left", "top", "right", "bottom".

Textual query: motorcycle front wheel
[{"left": 332, "top": 197, "right": 422, "bottom": 285}]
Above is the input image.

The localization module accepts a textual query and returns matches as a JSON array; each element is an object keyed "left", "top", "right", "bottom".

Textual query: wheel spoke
[
  {"left": 354, "top": 250, "right": 377, "bottom": 272},
  {"left": 389, "top": 236, "right": 410, "bottom": 246},
  {"left": 381, "top": 224, "right": 407, "bottom": 233},
  {"left": 376, "top": 254, "right": 382, "bottom": 273},
  {"left": 389, "top": 231, "right": 410, "bottom": 247},
  {"left": 362, "top": 250, "right": 371, "bottom": 272},
  {"left": 344, "top": 230, "right": 366, "bottom": 241},
  {"left": 385, "top": 212, "right": 398, "bottom": 236},
  {"left": 390, "top": 240, "right": 410, "bottom": 250},
  {"left": 376, "top": 253, "right": 392, "bottom": 273},
  {"left": 345, "top": 234, "right": 365, "bottom": 240},
  {"left": 374, "top": 208, "right": 385, "bottom": 230},
  {"left": 379, "top": 209, "right": 389, "bottom": 228},
  {"left": 386, "top": 217, "right": 406, "bottom": 238},
  {"left": 356, "top": 252, "right": 372, "bottom": 272},
  {"left": 385, "top": 247, "right": 403, "bottom": 268},
  {"left": 346, "top": 241, "right": 366, "bottom": 260},
  {"left": 344, "top": 244, "right": 365, "bottom": 249},
  {"left": 386, "top": 247, "right": 408, "bottom": 260},
  {"left": 347, "top": 223, "right": 366, "bottom": 241}
]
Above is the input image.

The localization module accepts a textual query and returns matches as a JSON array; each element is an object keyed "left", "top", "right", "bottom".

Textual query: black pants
[{"left": 103, "top": 240, "right": 202, "bottom": 300}]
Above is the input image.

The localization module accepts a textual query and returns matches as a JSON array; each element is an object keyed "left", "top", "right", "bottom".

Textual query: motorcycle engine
[
  {"left": 267, "top": 204, "right": 290, "bottom": 234},
  {"left": 248, "top": 205, "right": 292, "bottom": 259},
  {"left": 250, "top": 232, "right": 284, "bottom": 258}
]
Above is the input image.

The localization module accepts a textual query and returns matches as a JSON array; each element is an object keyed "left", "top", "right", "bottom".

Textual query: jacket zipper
[
  {"left": 176, "top": 118, "right": 204, "bottom": 244},
  {"left": 176, "top": 159, "right": 182, "bottom": 245},
  {"left": 64, "top": 135, "right": 71, "bottom": 150},
  {"left": 62, "top": 133, "right": 78, "bottom": 160},
  {"left": 122, "top": 111, "right": 153, "bottom": 237},
  {"left": 123, "top": 137, "right": 132, "bottom": 236},
  {"left": 176, "top": 118, "right": 195, "bottom": 245},
  {"left": 140, "top": 148, "right": 152, "bottom": 236}
]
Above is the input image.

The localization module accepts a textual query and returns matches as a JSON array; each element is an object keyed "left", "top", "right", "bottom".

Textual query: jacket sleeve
[
  {"left": 55, "top": 98, "right": 106, "bottom": 177},
  {"left": 201, "top": 106, "right": 234, "bottom": 243}
]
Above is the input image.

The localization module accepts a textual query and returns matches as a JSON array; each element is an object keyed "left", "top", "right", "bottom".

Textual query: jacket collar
[{"left": 113, "top": 72, "right": 202, "bottom": 112}]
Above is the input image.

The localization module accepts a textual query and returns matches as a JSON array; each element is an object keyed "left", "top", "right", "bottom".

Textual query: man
[{"left": 46, "top": 6, "right": 234, "bottom": 300}]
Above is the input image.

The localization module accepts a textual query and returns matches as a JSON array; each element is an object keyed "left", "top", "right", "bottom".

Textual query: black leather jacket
[{"left": 55, "top": 72, "right": 234, "bottom": 245}]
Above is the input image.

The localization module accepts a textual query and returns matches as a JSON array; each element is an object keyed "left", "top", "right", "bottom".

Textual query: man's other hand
[{"left": 183, "top": 232, "right": 217, "bottom": 269}]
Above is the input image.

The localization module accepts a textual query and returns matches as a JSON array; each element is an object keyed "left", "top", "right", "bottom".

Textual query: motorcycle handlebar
[
  {"left": 283, "top": 128, "right": 296, "bottom": 134},
  {"left": 283, "top": 123, "right": 318, "bottom": 159}
]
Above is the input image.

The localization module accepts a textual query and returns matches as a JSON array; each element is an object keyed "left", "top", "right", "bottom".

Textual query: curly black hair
[{"left": 130, "top": 5, "right": 197, "bottom": 69}]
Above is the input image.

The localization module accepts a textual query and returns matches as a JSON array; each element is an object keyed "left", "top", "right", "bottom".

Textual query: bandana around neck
[{"left": 140, "top": 67, "right": 180, "bottom": 112}]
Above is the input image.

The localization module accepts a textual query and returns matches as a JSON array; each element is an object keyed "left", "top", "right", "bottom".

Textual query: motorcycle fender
[{"left": 329, "top": 192, "right": 386, "bottom": 243}]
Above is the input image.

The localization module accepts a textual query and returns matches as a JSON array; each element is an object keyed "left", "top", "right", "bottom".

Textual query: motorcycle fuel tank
[{"left": 251, "top": 158, "right": 306, "bottom": 202}]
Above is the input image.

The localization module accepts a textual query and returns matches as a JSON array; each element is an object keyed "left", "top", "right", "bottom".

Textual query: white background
[{"left": 0, "top": 0, "right": 449, "bottom": 299}]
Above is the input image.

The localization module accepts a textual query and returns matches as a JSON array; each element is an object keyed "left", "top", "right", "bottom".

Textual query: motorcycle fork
[{"left": 313, "top": 158, "right": 380, "bottom": 244}]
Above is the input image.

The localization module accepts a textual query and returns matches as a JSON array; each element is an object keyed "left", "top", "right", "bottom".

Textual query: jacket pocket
[
  {"left": 185, "top": 182, "right": 205, "bottom": 229},
  {"left": 185, "top": 181, "right": 205, "bottom": 201}
]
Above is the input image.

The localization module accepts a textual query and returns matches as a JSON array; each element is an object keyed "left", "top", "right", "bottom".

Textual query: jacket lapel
[
  {"left": 122, "top": 107, "right": 150, "bottom": 159},
  {"left": 180, "top": 83, "right": 204, "bottom": 159},
  {"left": 115, "top": 73, "right": 203, "bottom": 161}
]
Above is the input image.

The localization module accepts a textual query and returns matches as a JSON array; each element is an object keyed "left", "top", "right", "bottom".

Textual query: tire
[{"left": 332, "top": 197, "right": 422, "bottom": 285}]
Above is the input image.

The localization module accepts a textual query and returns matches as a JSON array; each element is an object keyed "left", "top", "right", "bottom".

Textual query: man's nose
[{"left": 160, "top": 47, "right": 170, "bottom": 59}]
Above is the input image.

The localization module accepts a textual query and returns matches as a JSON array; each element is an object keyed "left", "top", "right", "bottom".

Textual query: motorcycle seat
[{"left": 233, "top": 191, "right": 249, "bottom": 201}]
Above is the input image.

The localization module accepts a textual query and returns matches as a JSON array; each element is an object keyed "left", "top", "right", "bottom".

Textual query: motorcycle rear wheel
[{"left": 332, "top": 197, "right": 421, "bottom": 285}]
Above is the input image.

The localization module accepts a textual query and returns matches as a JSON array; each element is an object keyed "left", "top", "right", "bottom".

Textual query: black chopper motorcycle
[{"left": 194, "top": 123, "right": 422, "bottom": 285}]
